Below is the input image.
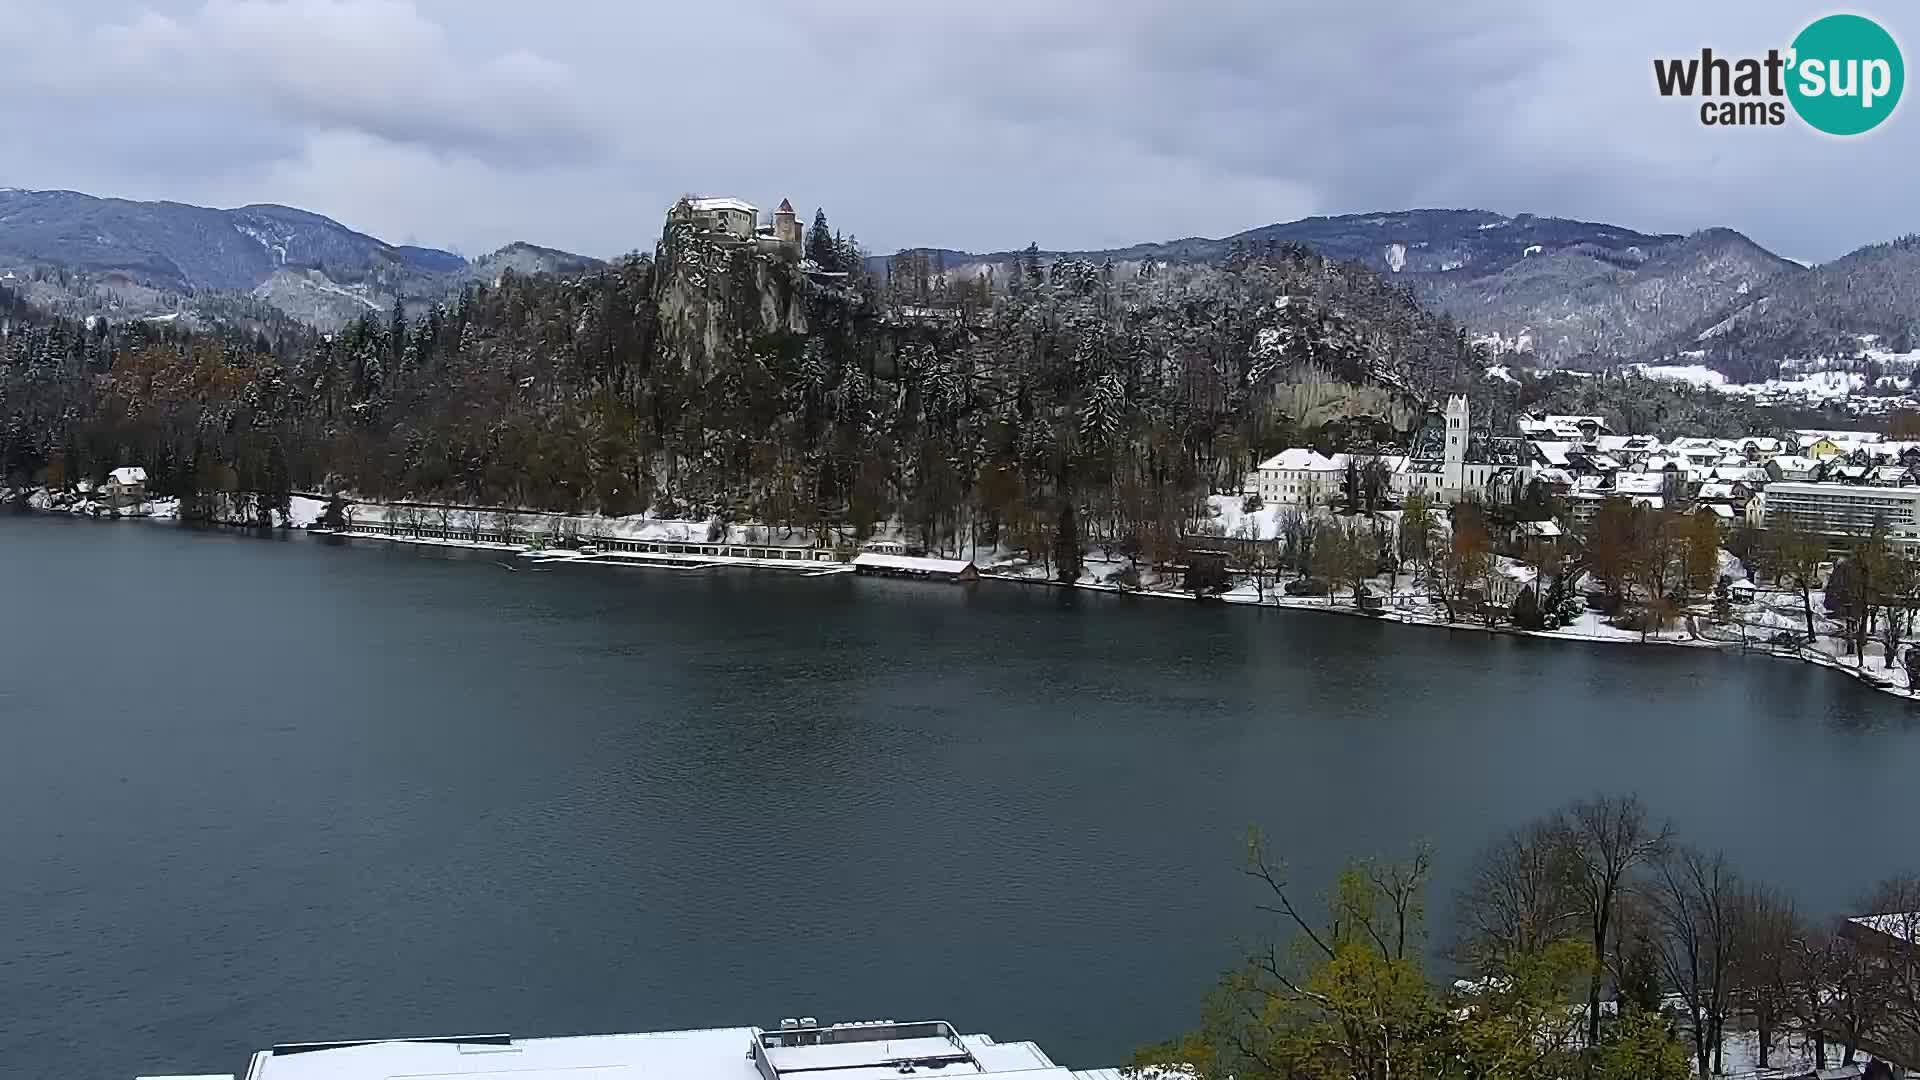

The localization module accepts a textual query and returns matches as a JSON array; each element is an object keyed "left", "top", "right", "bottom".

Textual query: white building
[
  {"left": 104, "top": 465, "right": 148, "bottom": 508},
  {"left": 667, "top": 195, "right": 803, "bottom": 255},
  {"left": 1766, "top": 455, "right": 1821, "bottom": 482},
  {"left": 1404, "top": 396, "right": 1532, "bottom": 504},
  {"left": 1754, "top": 482, "right": 1920, "bottom": 547},
  {"left": 1250, "top": 448, "right": 1349, "bottom": 506},
  {"left": 138, "top": 1016, "right": 1129, "bottom": 1080}
]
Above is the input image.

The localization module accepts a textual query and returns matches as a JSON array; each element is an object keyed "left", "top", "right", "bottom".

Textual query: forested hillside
[
  {"left": 0, "top": 188, "right": 604, "bottom": 331},
  {"left": 1656, "top": 235, "right": 1920, "bottom": 379},
  {"left": 1, "top": 222, "right": 1479, "bottom": 562}
]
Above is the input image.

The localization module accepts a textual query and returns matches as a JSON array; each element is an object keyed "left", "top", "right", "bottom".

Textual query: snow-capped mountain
[
  {"left": 0, "top": 188, "right": 600, "bottom": 330},
  {"left": 879, "top": 210, "right": 1809, "bottom": 367}
]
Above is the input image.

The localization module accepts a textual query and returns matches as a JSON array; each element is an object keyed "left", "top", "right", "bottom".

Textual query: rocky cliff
[{"left": 650, "top": 223, "right": 809, "bottom": 380}]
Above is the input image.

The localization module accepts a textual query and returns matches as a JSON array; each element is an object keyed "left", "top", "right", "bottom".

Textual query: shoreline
[
  {"left": 980, "top": 570, "right": 1920, "bottom": 703},
  {"left": 311, "top": 526, "right": 856, "bottom": 574},
  {"left": 14, "top": 499, "right": 1916, "bottom": 704}
]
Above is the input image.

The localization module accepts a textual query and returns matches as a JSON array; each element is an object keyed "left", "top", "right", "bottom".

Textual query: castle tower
[
  {"left": 1443, "top": 394, "right": 1469, "bottom": 499},
  {"left": 773, "top": 198, "right": 801, "bottom": 255}
]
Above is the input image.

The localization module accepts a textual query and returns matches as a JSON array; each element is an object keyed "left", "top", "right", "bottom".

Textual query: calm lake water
[{"left": 3, "top": 512, "right": 1918, "bottom": 1079}]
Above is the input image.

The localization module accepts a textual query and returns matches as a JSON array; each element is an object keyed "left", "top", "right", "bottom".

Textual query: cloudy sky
[{"left": 1, "top": 0, "right": 1912, "bottom": 263}]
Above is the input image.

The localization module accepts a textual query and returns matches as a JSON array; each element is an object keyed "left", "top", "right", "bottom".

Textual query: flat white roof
[
  {"left": 853, "top": 552, "right": 975, "bottom": 574},
  {"left": 229, "top": 1023, "right": 1078, "bottom": 1080},
  {"left": 244, "top": 1027, "right": 761, "bottom": 1080},
  {"left": 1766, "top": 481, "right": 1920, "bottom": 498}
]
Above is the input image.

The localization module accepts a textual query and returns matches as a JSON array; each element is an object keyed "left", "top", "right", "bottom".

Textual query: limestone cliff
[{"left": 651, "top": 223, "right": 809, "bottom": 380}]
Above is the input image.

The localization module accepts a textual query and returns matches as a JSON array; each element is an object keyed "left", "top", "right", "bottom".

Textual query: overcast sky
[{"left": 1, "top": 0, "right": 1912, "bottom": 264}]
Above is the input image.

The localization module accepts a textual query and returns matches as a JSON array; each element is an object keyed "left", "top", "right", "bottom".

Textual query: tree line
[
  {"left": 1135, "top": 795, "right": 1919, "bottom": 1080},
  {"left": 2, "top": 227, "right": 1481, "bottom": 575}
]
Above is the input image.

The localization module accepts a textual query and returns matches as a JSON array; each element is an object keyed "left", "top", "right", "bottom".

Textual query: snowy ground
[
  {"left": 6, "top": 486, "right": 326, "bottom": 529},
  {"left": 1632, "top": 363, "right": 1872, "bottom": 400},
  {"left": 14, "top": 487, "right": 182, "bottom": 521}
]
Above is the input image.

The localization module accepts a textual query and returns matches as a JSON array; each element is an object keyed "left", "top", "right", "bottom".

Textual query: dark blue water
[{"left": 2, "top": 513, "right": 1917, "bottom": 1079}]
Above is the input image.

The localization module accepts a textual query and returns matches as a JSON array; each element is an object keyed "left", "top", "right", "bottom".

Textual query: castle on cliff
[{"left": 666, "top": 195, "right": 802, "bottom": 258}]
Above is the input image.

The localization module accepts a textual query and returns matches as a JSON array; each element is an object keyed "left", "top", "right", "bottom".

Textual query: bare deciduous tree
[
  {"left": 1730, "top": 884, "right": 1800, "bottom": 1071},
  {"left": 1563, "top": 795, "right": 1673, "bottom": 1051},
  {"left": 1454, "top": 818, "right": 1582, "bottom": 973},
  {"left": 1648, "top": 846, "right": 1738, "bottom": 1078}
]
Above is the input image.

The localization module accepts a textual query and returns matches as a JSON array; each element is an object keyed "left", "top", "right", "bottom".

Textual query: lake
[{"left": 2, "top": 512, "right": 1916, "bottom": 1079}]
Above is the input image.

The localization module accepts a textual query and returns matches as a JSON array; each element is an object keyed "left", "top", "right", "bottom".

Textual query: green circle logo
[{"left": 1788, "top": 14, "right": 1904, "bottom": 135}]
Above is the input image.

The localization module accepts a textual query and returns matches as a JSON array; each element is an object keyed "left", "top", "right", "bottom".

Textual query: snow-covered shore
[
  {"left": 11, "top": 486, "right": 1915, "bottom": 703},
  {"left": 977, "top": 551, "right": 1920, "bottom": 703},
  {"left": 5, "top": 486, "right": 328, "bottom": 528}
]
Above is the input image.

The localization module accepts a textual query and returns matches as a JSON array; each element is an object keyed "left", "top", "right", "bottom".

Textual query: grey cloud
[
  {"left": 5, "top": 0, "right": 602, "bottom": 176},
  {"left": 0, "top": 0, "right": 1915, "bottom": 262}
]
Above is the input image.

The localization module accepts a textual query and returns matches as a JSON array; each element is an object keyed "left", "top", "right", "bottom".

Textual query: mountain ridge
[
  {"left": 3, "top": 185, "right": 1912, "bottom": 377},
  {"left": 869, "top": 209, "right": 1816, "bottom": 366},
  {"left": 0, "top": 187, "right": 603, "bottom": 331}
]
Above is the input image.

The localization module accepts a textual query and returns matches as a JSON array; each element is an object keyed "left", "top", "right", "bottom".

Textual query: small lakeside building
[{"left": 852, "top": 551, "right": 979, "bottom": 581}]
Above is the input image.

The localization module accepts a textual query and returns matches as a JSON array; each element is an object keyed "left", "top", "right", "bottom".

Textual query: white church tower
[{"left": 1442, "top": 394, "right": 1469, "bottom": 501}]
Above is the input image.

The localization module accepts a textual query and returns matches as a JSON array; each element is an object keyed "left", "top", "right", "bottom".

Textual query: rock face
[{"left": 651, "top": 222, "right": 808, "bottom": 379}]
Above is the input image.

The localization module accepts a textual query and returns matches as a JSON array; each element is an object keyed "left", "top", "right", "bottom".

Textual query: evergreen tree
[
  {"left": 1511, "top": 584, "right": 1543, "bottom": 630},
  {"left": 1616, "top": 929, "right": 1664, "bottom": 1015},
  {"left": 806, "top": 209, "right": 835, "bottom": 270}
]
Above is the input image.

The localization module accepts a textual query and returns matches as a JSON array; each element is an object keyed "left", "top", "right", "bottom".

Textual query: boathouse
[{"left": 851, "top": 552, "right": 979, "bottom": 581}]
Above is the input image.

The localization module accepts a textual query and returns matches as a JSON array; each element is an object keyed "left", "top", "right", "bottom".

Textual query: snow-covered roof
[
  {"left": 228, "top": 1022, "right": 1078, "bottom": 1080},
  {"left": 1519, "top": 520, "right": 1564, "bottom": 537},
  {"left": 1596, "top": 434, "right": 1659, "bottom": 453},
  {"left": 1530, "top": 441, "right": 1573, "bottom": 467},
  {"left": 1613, "top": 473, "right": 1668, "bottom": 496},
  {"left": 109, "top": 466, "right": 147, "bottom": 485},
  {"left": 1708, "top": 504, "right": 1734, "bottom": 519},
  {"left": 1255, "top": 448, "right": 1348, "bottom": 472},
  {"left": 687, "top": 197, "right": 759, "bottom": 214},
  {"left": 1770, "top": 455, "right": 1818, "bottom": 473},
  {"left": 1848, "top": 912, "right": 1920, "bottom": 945},
  {"left": 853, "top": 552, "right": 976, "bottom": 575}
]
